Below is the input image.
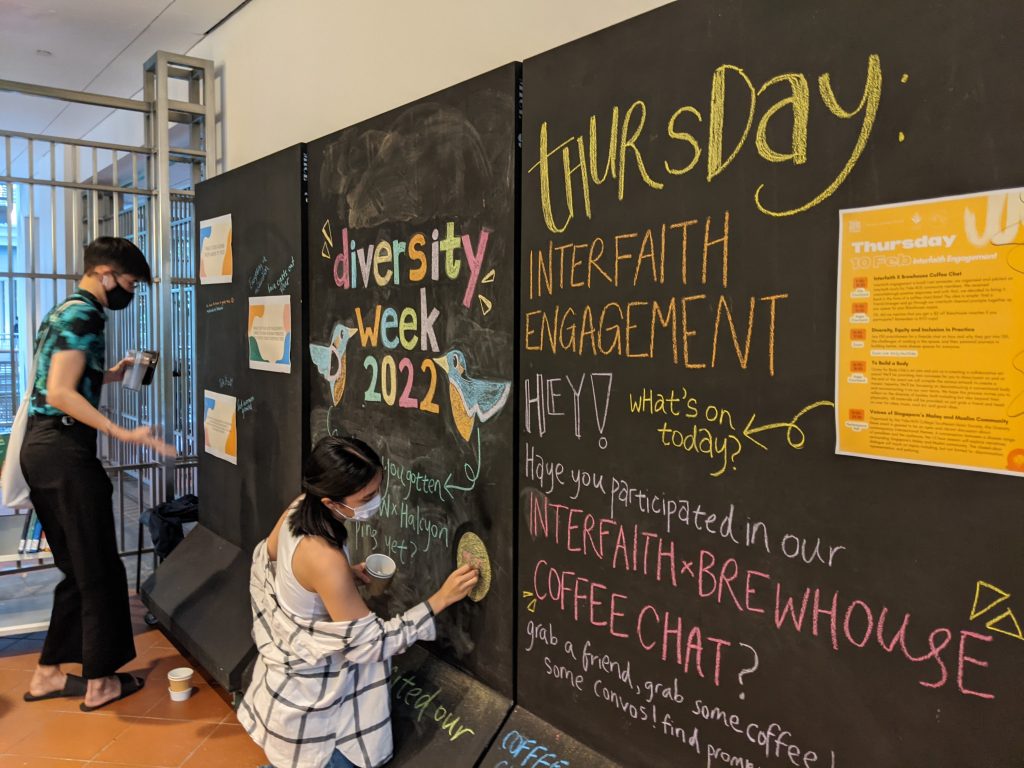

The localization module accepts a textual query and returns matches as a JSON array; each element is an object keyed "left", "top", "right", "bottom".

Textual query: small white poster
[
  {"left": 203, "top": 390, "right": 237, "bottom": 465},
  {"left": 248, "top": 295, "right": 292, "bottom": 373},
  {"left": 199, "top": 213, "right": 233, "bottom": 285}
]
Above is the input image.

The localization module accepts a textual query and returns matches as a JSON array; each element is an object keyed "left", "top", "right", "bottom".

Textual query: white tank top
[{"left": 275, "top": 508, "right": 332, "bottom": 621}]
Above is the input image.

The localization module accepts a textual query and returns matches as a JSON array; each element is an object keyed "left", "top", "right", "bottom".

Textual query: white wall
[{"left": 185, "top": 0, "right": 672, "bottom": 171}]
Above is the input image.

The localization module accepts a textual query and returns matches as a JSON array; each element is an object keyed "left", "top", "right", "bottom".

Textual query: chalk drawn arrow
[
  {"left": 742, "top": 400, "right": 834, "bottom": 451},
  {"left": 443, "top": 429, "right": 482, "bottom": 499}
]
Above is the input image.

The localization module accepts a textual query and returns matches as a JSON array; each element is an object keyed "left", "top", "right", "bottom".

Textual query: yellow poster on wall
[{"left": 836, "top": 188, "right": 1024, "bottom": 476}]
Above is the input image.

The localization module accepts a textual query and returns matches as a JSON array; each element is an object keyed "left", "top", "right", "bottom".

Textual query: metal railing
[{"left": 0, "top": 54, "right": 214, "bottom": 605}]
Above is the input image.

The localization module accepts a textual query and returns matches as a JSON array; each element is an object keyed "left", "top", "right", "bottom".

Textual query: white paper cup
[
  {"left": 168, "top": 686, "right": 193, "bottom": 702},
  {"left": 364, "top": 553, "right": 396, "bottom": 596},
  {"left": 167, "top": 666, "right": 194, "bottom": 697}
]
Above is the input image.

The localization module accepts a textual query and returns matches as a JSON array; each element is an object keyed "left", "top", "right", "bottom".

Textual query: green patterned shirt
[{"left": 29, "top": 289, "right": 107, "bottom": 416}]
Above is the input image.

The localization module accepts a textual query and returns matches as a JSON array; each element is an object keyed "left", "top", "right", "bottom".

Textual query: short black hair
[
  {"left": 84, "top": 236, "right": 152, "bottom": 283},
  {"left": 290, "top": 435, "right": 383, "bottom": 550}
]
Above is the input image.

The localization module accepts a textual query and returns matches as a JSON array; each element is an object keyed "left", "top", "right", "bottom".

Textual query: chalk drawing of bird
[
  {"left": 310, "top": 323, "right": 357, "bottom": 406},
  {"left": 433, "top": 349, "right": 510, "bottom": 441}
]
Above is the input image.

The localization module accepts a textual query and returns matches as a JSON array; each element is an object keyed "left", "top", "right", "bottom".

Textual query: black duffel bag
[{"left": 141, "top": 494, "right": 199, "bottom": 560}]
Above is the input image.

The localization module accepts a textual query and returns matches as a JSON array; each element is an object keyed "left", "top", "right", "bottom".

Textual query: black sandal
[
  {"left": 23, "top": 673, "right": 87, "bottom": 702},
  {"left": 78, "top": 673, "right": 145, "bottom": 712}
]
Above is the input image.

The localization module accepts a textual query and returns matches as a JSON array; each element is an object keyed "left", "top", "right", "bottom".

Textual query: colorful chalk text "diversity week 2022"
[{"left": 318, "top": 218, "right": 496, "bottom": 417}]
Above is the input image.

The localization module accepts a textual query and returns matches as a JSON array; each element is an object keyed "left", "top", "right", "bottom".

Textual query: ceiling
[{"left": 0, "top": 0, "right": 245, "bottom": 141}]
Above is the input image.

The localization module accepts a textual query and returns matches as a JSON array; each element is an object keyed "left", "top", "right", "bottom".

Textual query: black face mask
[{"left": 104, "top": 277, "right": 134, "bottom": 311}]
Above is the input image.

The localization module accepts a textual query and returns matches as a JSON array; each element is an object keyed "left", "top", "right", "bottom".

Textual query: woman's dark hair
[
  {"left": 84, "top": 236, "right": 153, "bottom": 283},
  {"left": 289, "top": 435, "right": 383, "bottom": 550}
]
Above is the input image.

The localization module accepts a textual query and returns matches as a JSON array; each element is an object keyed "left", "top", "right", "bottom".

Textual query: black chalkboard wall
[
  {"left": 518, "top": 3, "right": 1023, "bottom": 767},
  {"left": 195, "top": 144, "right": 308, "bottom": 553},
  {"left": 307, "top": 64, "right": 519, "bottom": 760},
  {"left": 481, "top": 707, "right": 621, "bottom": 768}
]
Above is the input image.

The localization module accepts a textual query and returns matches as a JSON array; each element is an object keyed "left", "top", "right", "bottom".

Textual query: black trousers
[{"left": 20, "top": 417, "right": 136, "bottom": 678}]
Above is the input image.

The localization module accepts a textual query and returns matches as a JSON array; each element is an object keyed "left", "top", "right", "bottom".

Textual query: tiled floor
[{"left": 0, "top": 596, "right": 268, "bottom": 767}]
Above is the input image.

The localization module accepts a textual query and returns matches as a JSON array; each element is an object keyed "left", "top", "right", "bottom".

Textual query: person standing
[{"left": 20, "top": 236, "right": 175, "bottom": 712}]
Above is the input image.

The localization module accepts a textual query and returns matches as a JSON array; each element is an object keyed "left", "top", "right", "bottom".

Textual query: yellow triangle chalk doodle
[
  {"left": 522, "top": 590, "right": 537, "bottom": 613},
  {"left": 322, "top": 220, "right": 333, "bottom": 248},
  {"left": 478, "top": 295, "right": 493, "bottom": 315},
  {"left": 322, "top": 242, "right": 332, "bottom": 260},
  {"left": 481, "top": 269, "right": 496, "bottom": 284},
  {"left": 985, "top": 608, "right": 1024, "bottom": 641},
  {"left": 970, "top": 581, "right": 1011, "bottom": 620}
]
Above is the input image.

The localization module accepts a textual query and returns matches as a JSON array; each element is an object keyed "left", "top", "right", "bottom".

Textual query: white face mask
[{"left": 336, "top": 493, "right": 381, "bottom": 521}]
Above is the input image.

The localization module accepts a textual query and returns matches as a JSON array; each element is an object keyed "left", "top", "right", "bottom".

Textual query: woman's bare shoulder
[
  {"left": 293, "top": 534, "right": 351, "bottom": 596},
  {"left": 295, "top": 533, "right": 349, "bottom": 567},
  {"left": 266, "top": 496, "right": 304, "bottom": 561}
]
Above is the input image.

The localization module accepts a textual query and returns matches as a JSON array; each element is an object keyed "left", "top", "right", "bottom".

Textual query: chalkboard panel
[
  {"left": 481, "top": 707, "right": 621, "bottom": 768},
  {"left": 519, "top": 3, "right": 1024, "bottom": 768},
  {"left": 195, "top": 144, "right": 308, "bottom": 553},
  {"left": 388, "top": 644, "right": 512, "bottom": 767},
  {"left": 141, "top": 524, "right": 254, "bottom": 691},
  {"left": 307, "top": 64, "right": 519, "bottom": 701}
]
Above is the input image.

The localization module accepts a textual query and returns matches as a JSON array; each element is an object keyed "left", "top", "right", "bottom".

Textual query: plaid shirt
[{"left": 238, "top": 540, "right": 436, "bottom": 768}]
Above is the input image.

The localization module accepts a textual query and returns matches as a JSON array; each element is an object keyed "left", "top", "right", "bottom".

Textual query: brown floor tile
[
  {"left": 4, "top": 712, "right": 136, "bottom": 760},
  {"left": 0, "top": 705, "right": 48, "bottom": 752},
  {"left": 91, "top": 718, "right": 219, "bottom": 767},
  {"left": 132, "top": 627, "right": 165, "bottom": 654},
  {"left": 143, "top": 680, "right": 233, "bottom": 723},
  {"left": 0, "top": 667, "right": 32, "bottom": 695},
  {"left": 180, "top": 724, "right": 267, "bottom": 768},
  {"left": 5, "top": 690, "right": 83, "bottom": 715},
  {"left": 134, "top": 648, "right": 180, "bottom": 671},
  {"left": 0, "top": 757, "right": 89, "bottom": 767},
  {"left": 0, "top": 597, "right": 264, "bottom": 767},
  {"left": 221, "top": 710, "right": 246, "bottom": 726},
  {"left": 0, "top": 645, "right": 43, "bottom": 672},
  {"left": 132, "top": 644, "right": 184, "bottom": 668}
]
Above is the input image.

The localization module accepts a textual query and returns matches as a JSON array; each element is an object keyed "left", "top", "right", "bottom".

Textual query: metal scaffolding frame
[{"left": 0, "top": 53, "right": 213, "bottom": 632}]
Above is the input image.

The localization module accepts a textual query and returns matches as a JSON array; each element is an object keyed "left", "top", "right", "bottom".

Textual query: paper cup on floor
[
  {"left": 364, "top": 553, "right": 397, "bottom": 596},
  {"left": 168, "top": 686, "right": 193, "bottom": 702},
  {"left": 167, "top": 667, "right": 194, "bottom": 700}
]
